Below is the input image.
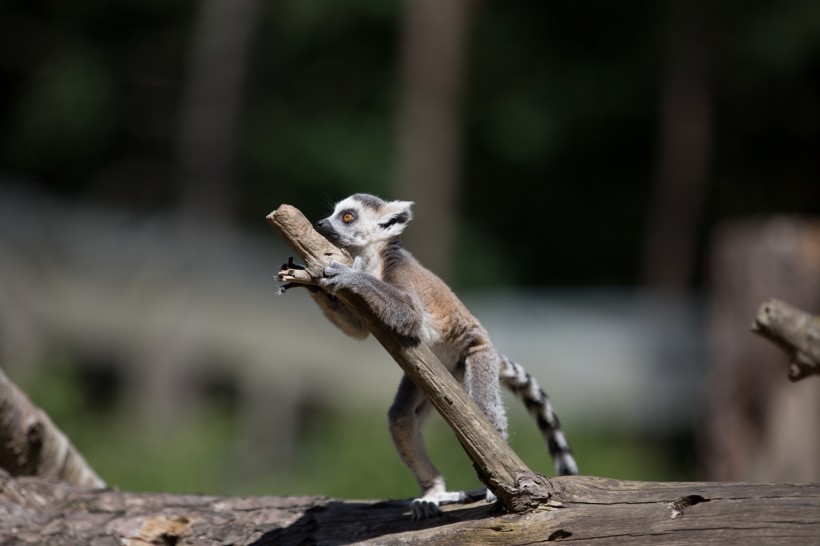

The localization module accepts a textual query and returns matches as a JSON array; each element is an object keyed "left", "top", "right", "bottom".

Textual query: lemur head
[{"left": 315, "top": 194, "right": 414, "bottom": 250}]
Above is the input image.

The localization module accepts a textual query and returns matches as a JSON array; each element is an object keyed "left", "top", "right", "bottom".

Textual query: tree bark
[
  {"left": 641, "top": 0, "right": 712, "bottom": 292},
  {"left": 176, "top": 0, "right": 259, "bottom": 221},
  {"left": 2, "top": 471, "right": 818, "bottom": 545},
  {"left": 393, "top": 0, "right": 473, "bottom": 279},
  {"left": 0, "top": 367, "right": 105, "bottom": 487}
]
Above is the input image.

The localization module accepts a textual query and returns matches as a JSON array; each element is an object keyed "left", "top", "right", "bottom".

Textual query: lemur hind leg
[
  {"left": 388, "top": 375, "right": 467, "bottom": 520},
  {"left": 463, "top": 343, "right": 509, "bottom": 439},
  {"left": 462, "top": 343, "right": 509, "bottom": 504}
]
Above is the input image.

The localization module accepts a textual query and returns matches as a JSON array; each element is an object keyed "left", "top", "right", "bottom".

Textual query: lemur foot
[
  {"left": 410, "top": 490, "right": 466, "bottom": 520},
  {"left": 409, "top": 489, "right": 485, "bottom": 520},
  {"left": 411, "top": 498, "right": 442, "bottom": 520}
]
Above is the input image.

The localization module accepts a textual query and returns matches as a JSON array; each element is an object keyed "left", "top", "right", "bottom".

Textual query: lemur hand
[{"left": 320, "top": 257, "right": 365, "bottom": 292}]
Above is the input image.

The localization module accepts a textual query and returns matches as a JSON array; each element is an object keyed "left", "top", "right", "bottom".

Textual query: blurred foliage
[
  {"left": 0, "top": 0, "right": 817, "bottom": 287},
  {"left": 23, "top": 356, "right": 691, "bottom": 496}
]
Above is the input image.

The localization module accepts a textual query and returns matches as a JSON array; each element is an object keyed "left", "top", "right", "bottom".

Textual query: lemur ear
[{"left": 379, "top": 200, "right": 414, "bottom": 231}]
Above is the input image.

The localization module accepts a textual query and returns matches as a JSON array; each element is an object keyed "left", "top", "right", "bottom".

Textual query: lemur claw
[{"left": 411, "top": 498, "right": 443, "bottom": 520}]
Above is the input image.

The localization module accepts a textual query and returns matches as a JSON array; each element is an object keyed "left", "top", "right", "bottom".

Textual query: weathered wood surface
[
  {"left": 267, "top": 204, "right": 551, "bottom": 512},
  {"left": 1, "top": 472, "right": 818, "bottom": 545},
  {"left": 0, "top": 366, "right": 104, "bottom": 488}
]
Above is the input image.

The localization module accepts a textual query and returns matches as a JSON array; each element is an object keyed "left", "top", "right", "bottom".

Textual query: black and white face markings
[
  {"left": 350, "top": 193, "right": 385, "bottom": 210},
  {"left": 315, "top": 194, "right": 413, "bottom": 250}
]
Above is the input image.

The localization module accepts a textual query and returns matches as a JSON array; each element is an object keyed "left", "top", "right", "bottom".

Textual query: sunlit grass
[{"left": 20, "top": 360, "right": 695, "bottom": 499}]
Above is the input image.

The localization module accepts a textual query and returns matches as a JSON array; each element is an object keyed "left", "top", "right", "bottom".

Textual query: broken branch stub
[
  {"left": 0, "top": 367, "right": 105, "bottom": 487},
  {"left": 266, "top": 204, "right": 352, "bottom": 280},
  {"left": 752, "top": 298, "right": 820, "bottom": 381}
]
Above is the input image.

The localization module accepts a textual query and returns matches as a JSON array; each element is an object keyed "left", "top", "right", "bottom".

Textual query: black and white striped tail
[{"left": 499, "top": 356, "right": 579, "bottom": 476}]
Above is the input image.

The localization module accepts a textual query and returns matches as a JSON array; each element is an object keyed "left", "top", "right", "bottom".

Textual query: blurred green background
[
  {"left": 26, "top": 354, "right": 692, "bottom": 497},
  {"left": 0, "top": 0, "right": 818, "bottom": 499}
]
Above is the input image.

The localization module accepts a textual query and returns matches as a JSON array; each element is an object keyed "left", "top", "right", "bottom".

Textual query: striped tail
[{"left": 499, "top": 356, "right": 579, "bottom": 476}]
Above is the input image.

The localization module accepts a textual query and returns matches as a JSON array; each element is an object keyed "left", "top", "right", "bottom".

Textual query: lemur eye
[{"left": 342, "top": 212, "right": 355, "bottom": 223}]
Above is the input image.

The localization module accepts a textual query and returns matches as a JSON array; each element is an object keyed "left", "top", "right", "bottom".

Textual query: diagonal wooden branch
[
  {"left": 266, "top": 204, "right": 553, "bottom": 513},
  {"left": 752, "top": 298, "right": 820, "bottom": 381},
  {"left": 0, "top": 366, "right": 105, "bottom": 487}
]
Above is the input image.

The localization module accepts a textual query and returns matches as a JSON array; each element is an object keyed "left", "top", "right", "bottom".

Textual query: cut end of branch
[
  {"left": 487, "top": 470, "right": 556, "bottom": 514},
  {"left": 265, "top": 204, "right": 299, "bottom": 229},
  {"left": 266, "top": 204, "right": 351, "bottom": 275}
]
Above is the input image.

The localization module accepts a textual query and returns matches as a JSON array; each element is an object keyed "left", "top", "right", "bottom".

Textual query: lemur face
[{"left": 316, "top": 194, "right": 414, "bottom": 249}]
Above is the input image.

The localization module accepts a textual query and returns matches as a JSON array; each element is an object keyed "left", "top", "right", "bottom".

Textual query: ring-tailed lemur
[{"left": 284, "top": 193, "right": 578, "bottom": 519}]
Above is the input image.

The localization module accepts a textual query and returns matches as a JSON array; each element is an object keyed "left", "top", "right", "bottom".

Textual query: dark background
[
  {"left": 0, "top": 0, "right": 818, "bottom": 498},
  {"left": 1, "top": 0, "right": 817, "bottom": 288}
]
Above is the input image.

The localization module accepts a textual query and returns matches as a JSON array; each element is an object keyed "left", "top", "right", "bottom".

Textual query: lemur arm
[
  {"left": 278, "top": 258, "right": 370, "bottom": 339},
  {"left": 322, "top": 259, "right": 423, "bottom": 339}
]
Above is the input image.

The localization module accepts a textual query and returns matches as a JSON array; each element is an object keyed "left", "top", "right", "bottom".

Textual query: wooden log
[{"left": 1, "top": 472, "right": 818, "bottom": 545}]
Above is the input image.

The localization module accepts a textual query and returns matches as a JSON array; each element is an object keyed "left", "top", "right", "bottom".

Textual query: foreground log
[{"left": 1, "top": 471, "right": 818, "bottom": 545}]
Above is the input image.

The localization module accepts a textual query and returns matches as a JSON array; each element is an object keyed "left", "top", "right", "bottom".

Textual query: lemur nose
[{"left": 315, "top": 220, "right": 325, "bottom": 228}]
